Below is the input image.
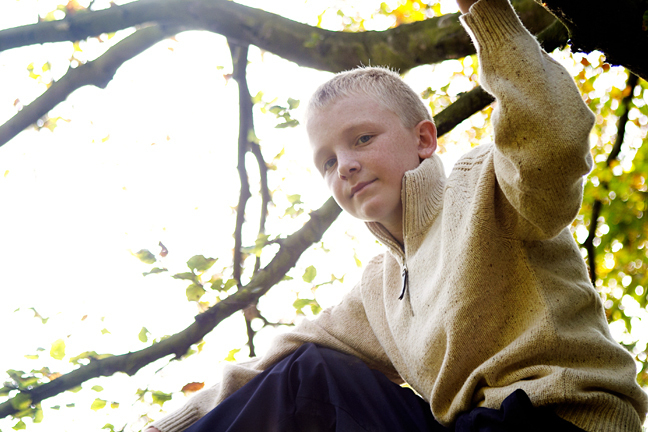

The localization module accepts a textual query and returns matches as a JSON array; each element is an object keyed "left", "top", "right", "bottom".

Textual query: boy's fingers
[{"left": 457, "top": 0, "right": 479, "bottom": 14}]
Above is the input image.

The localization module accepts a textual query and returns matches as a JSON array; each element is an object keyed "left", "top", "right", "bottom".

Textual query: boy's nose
[{"left": 337, "top": 156, "right": 361, "bottom": 179}]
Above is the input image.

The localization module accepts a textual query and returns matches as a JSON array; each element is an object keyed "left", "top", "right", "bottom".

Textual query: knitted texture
[{"left": 149, "top": 1, "right": 648, "bottom": 431}]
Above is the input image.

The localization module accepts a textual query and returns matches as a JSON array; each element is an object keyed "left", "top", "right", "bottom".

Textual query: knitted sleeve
[
  {"left": 148, "top": 283, "right": 398, "bottom": 432},
  {"left": 460, "top": 0, "right": 595, "bottom": 240}
]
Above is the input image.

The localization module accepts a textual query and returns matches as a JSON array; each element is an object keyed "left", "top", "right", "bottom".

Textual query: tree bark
[
  {"left": 0, "top": 0, "right": 554, "bottom": 73},
  {"left": 0, "top": 25, "right": 179, "bottom": 147},
  {"left": 538, "top": 0, "right": 648, "bottom": 81}
]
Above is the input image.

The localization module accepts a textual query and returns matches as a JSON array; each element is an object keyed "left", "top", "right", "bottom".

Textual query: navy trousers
[{"left": 185, "top": 343, "right": 585, "bottom": 432}]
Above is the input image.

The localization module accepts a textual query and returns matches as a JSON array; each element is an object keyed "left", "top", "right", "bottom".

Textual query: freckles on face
[{"left": 307, "top": 95, "right": 422, "bottom": 233}]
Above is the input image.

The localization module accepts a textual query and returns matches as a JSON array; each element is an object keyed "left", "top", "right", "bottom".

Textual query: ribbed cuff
[
  {"left": 150, "top": 403, "right": 201, "bottom": 432},
  {"left": 460, "top": 0, "right": 531, "bottom": 53}
]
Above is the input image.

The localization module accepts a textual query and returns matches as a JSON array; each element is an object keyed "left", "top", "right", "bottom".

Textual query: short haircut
[{"left": 306, "top": 66, "right": 432, "bottom": 130}]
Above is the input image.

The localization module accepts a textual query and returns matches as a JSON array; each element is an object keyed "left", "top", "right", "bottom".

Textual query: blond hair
[{"left": 306, "top": 66, "right": 432, "bottom": 130}]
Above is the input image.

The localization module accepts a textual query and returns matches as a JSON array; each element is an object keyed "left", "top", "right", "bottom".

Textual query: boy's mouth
[{"left": 351, "top": 179, "right": 376, "bottom": 197}]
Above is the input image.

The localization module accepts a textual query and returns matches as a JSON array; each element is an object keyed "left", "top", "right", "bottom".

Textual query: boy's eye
[
  {"left": 323, "top": 158, "right": 336, "bottom": 172},
  {"left": 357, "top": 135, "right": 372, "bottom": 144}
]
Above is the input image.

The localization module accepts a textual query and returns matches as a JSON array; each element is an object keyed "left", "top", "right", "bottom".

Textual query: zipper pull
[{"left": 399, "top": 264, "right": 408, "bottom": 300}]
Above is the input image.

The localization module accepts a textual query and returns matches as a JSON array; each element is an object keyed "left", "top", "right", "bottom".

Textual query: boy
[{"left": 147, "top": 0, "right": 648, "bottom": 430}]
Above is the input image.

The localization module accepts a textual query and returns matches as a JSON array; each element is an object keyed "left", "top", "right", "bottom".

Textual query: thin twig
[
  {"left": 582, "top": 72, "right": 639, "bottom": 284},
  {"left": 0, "top": 24, "right": 180, "bottom": 147},
  {"left": 250, "top": 142, "right": 271, "bottom": 274},
  {"left": 229, "top": 41, "right": 252, "bottom": 289},
  {"left": 0, "top": 197, "right": 342, "bottom": 420},
  {"left": 228, "top": 41, "right": 260, "bottom": 356}
]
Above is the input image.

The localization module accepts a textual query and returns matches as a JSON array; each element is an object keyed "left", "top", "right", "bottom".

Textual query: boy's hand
[{"left": 457, "top": 0, "right": 480, "bottom": 14}]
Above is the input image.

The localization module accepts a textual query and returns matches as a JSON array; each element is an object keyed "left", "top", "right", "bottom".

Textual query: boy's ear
[{"left": 415, "top": 120, "right": 437, "bottom": 160}]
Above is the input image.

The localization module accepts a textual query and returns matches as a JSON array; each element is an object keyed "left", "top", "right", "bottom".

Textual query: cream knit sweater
[{"left": 151, "top": 1, "right": 648, "bottom": 431}]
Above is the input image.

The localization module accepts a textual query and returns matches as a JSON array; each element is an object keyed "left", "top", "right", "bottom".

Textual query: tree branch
[
  {"left": 538, "top": 0, "right": 648, "bottom": 82},
  {"left": 582, "top": 72, "right": 640, "bottom": 284},
  {"left": 250, "top": 141, "right": 271, "bottom": 275},
  {"left": 228, "top": 40, "right": 261, "bottom": 357},
  {"left": 0, "top": 1, "right": 563, "bottom": 147},
  {"left": 230, "top": 42, "right": 252, "bottom": 289},
  {"left": 0, "top": 0, "right": 554, "bottom": 72},
  {"left": 0, "top": 196, "right": 342, "bottom": 420},
  {"left": 0, "top": 24, "right": 180, "bottom": 148}
]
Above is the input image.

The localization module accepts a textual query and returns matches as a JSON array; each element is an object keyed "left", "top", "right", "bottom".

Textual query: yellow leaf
[
  {"left": 90, "top": 398, "right": 107, "bottom": 411},
  {"left": 50, "top": 339, "right": 66, "bottom": 360}
]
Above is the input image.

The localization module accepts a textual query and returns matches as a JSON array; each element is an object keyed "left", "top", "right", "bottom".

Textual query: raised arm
[
  {"left": 456, "top": 0, "right": 479, "bottom": 14},
  {"left": 461, "top": 0, "right": 595, "bottom": 240},
  {"left": 147, "top": 282, "right": 398, "bottom": 432}
]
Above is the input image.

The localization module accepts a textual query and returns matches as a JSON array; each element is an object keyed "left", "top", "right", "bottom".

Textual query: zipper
[{"left": 399, "top": 262, "right": 409, "bottom": 300}]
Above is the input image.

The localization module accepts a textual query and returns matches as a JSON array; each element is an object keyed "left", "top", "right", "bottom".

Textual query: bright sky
[{"left": 1, "top": 1, "right": 646, "bottom": 431}]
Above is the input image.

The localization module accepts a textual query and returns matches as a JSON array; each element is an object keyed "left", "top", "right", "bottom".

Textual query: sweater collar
[{"left": 365, "top": 154, "right": 446, "bottom": 256}]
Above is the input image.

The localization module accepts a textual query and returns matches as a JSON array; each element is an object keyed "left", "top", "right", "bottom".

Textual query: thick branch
[
  {"left": 433, "top": 20, "right": 568, "bottom": 135},
  {"left": 0, "top": 2, "right": 563, "bottom": 147},
  {"left": 0, "top": 0, "right": 554, "bottom": 72},
  {"left": 538, "top": 0, "right": 648, "bottom": 82},
  {"left": 0, "top": 197, "right": 342, "bottom": 420},
  {"left": 0, "top": 24, "right": 179, "bottom": 148}
]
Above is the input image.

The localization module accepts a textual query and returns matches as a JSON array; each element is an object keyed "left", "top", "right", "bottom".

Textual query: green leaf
[
  {"left": 268, "top": 105, "right": 284, "bottom": 115},
  {"left": 251, "top": 91, "right": 264, "bottom": 105},
  {"left": 90, "top": 398, "right": 107, "bottom": 411},
  {"left": 133, "top": 249, "right": 156, "bottom": 264},
  {"left": 13, "top": 420, "right": 26, "bottom": 430},
  {"left": 186, "top": 255, "right": 217, "bottom": 273},
  {"left": 293, "top": 298, "right": 322, "bottom": 315},
  {"left": 50, "top": 339, "right": 66, "bottom": 360},
  {"left": 138, "top": 327, "right": 150, "bottom": 343},
  {"left": 302, "top": 265, "right": 317, "bottom": 283},
  {"left": 91, "top": 385, "right": 104, "bottom": 392},
  {"left": 102, "top": 424, "right": 116, "bottom": 432},
  {"left": 287, "top": 194, "right": 302, "bottom": 204},
  {"left": 209, "top": 277, "right": 223, "bottom": 290},
  {"left": 287, "top": 98, "right": 300, "bottom": 109},
  {"left": 24, "top": 354, "right": 39, "bottom": 360},
  {"left": 186, "top": 284, "right": 206, "bottom": 302},
  {"left": 34, "top": 405, "right": 44, "bottom": 423},
  {"left": 143, "top": 267, "right": 168, "bottom": 276},
  {"left": 276, "top": 119, "right": 299, "bottom": 129},
  {"left": 242, "top": 233, "right": 271, "bottom": 257},
  {"left": 247, "top": 129, "right": 260, "bottom": 144},
  {"left": 173, "top": 271, "right": 197, "bottom": 281},
  {"left": 223, "top": 279, "right": 238, "bottom": 290},
  {"left": 353, "top": 252, "right": 362, "bottom": 267},
  {"left": 10, "top": 393, "right": 32, "bottom": 411},
  {"left": 151, "top": 391, "right": 172, "bottom": 406}
]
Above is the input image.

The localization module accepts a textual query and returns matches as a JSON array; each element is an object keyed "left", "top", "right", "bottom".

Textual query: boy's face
[{"left": 308, "top": 95, "right": 436, "bottom": 241}]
